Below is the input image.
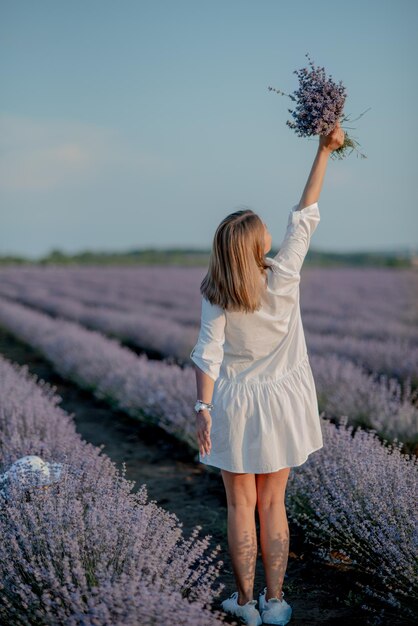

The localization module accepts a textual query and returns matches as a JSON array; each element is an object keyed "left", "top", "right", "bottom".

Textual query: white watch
[{"left": 194, "top": 400, "right": 213, "bottom": 413}]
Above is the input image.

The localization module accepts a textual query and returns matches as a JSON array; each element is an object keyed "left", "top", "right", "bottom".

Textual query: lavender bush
[
  {"left": 307, "top": 329, "right": 418, "bottom": 385},
  {"left": 1, "top": 336, "right": 417, "bottom": 621},
  {"left": 0, "top": 266, "right": 416, "bottom": 379},
  {"left": 4, "top": 271, "right": 417, "bottom": 386},
  {"left": 311, "top": 353, "right": 418, "bottom": 445},
  {"left": 0, "top": 295, "right": 416, "bottom": 448},
  {"left": 0, "top": 280, "right": 195, "bottom": 359},
  {"left": 1, "top": 262, "right": 417, "bottom": 456},
  {"left": 286, "top": 416, "right": 418, "bottom": 622},
  {"left": 0, "top": 265, "right": 202, "bottom": 326},
  {"left": 301, "top": 267, "right": 418, "bottom": 346},
  {"left": 2, "top": 272, "right": 417, "bottom": 382},
  {"left": 268, "top": 52, "right": 369, "bottom": 159},
  {"left": 0, "top": 296, "right": 197, "bottom": 448},
  {"left": 0, "top": 355, "right": 227, "bottom": 625}
]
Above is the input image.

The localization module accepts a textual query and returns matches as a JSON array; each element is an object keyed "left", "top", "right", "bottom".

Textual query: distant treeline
[{"left": 0, "top": 247, "right": 415, "bottom": 268}]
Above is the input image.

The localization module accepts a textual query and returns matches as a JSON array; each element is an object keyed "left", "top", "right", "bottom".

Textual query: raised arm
[
  {"left": 273, "top": 123, "right": 345, "bottom": 275},
  {"left": 297, "top": 120, "right": 345, "bottom": 210}
]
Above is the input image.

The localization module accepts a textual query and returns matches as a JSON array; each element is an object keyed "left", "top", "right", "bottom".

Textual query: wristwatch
[{"left": 194, "top": 400, "right": 214, "bottom": 413}]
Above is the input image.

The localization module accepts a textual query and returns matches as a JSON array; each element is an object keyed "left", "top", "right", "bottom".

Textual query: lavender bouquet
[{"left": 268, "top": 52, "right": 369, "bottom": 160}]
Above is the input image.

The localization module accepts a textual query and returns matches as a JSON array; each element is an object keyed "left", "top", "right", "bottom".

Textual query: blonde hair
[{"left": 200, "top": 209, "right": 270, "bottom": 313}]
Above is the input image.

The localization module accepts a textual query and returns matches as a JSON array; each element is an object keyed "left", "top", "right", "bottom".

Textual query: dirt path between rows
[{"left": 1, "top": 326, "right": 398, "bottom": 625}]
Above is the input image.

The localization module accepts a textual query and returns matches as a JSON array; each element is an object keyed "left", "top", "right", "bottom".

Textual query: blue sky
[{"left": 1, "top": 0, "right": 417, "bottom": 258}]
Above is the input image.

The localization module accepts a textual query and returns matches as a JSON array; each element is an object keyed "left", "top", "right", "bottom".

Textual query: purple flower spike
[{"left": 268, "top": 52, "right": 370, "bottom": 159}]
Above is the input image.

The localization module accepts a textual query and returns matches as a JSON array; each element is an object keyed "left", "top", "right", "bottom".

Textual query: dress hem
[{"left": 198, "top": 443, "right": 324, "bottom": 474}]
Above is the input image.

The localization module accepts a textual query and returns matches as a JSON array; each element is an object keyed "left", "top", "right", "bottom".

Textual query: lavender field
[
  {"left": 0, "top": 265, "right": 417, "bottom": 446},
  {"left": 0, "top": 264, "right": 417, "bottom": 624}
]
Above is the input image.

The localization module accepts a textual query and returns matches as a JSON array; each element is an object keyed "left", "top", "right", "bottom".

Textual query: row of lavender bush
[
  {"left": 311, "top": 353, "right": 417, "bottom": 444},
  {"left": 286, "top": 416, "right": 417, "bottom": 622},
  {"left": 0, "top": 297, "right": 197, "bottom": 448},
  {"left": 0, "top": 294, "right": 416, "bottom": 446},
  {"left": 0, "top": 266, "right": 417, "bottom": 380},
  {"left": 0, "top": 296, "right": 416, "bottom": 619},
  {"left": 306, "top": 330, "right": 417, "bottom": 383},
  {"left": 0, "top": 354, "right": 226, "bottom": 625},
  {"left": 0, "top": 263, "right": 414, "bottom": 339},
  {"left": 1, "top": 276, "right": 416, "bottom": 383},
  {"left": 0, "top": 281, "right": 195, "bottom": 359},
  {"left": 1, "top": 265, "right": 416, "bottom": 335},
  {"left": 0, "top": 266, "right": 200, "bottom": 325}
]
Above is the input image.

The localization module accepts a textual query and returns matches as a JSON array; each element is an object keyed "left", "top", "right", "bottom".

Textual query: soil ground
[{"left": 0, "top": 326, "right": 408, "bottom": 625}]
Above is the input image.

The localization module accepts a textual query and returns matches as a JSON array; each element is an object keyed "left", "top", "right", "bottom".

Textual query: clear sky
[{"left": 1, "top": 0, "right": 417, "bottom": 258}]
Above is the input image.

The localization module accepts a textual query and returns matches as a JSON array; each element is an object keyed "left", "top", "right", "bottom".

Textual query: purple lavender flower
[
  {"left": 268, "top": 52, "right": 369, "bottom": 159},
  {"left": 0, "top": 355, "right": 226, "bottom": 625}
]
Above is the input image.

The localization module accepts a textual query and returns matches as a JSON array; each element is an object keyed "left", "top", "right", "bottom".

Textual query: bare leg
[
  {"left": 256, "top": 467, "right": 291, "bottom": 601},
  {"left": 221, "top": 469, "right": 258, "bottom": 606}
]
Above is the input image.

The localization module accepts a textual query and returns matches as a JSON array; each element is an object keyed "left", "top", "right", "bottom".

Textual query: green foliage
[{"left": 0, "top": 247, "right": 414, "bottom": 268}]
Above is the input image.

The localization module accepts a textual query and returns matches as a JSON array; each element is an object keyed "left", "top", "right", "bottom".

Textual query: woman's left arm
[
  {"left": 193, "top": 372, "right": 215, "bottom": 458},
  {"left": 190, "top": 297, "right": 226, "bottom": 382},
  {"left": 190, "top": 297, "right": 226, "bottom": 456},
  {"left": 193, "top": 367, "right": 216, "bottom": 408}
]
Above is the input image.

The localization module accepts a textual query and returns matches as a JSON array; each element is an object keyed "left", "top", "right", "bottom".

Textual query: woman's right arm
[
  {"left": 272, "top": 123, "right": 345, "bottom": 275},
  {"left": 297, "top": 121, "right": 345, "bottom": 210}
]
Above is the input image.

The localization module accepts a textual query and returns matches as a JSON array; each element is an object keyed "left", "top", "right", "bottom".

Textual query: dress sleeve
[
  {"left": 190, "top": 296, "right": 226, "bottom": 382},
  {"left": 273, "top": 202, "right": 320, "bottom": 275}
]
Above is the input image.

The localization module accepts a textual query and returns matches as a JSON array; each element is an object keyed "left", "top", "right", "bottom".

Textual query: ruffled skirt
[{"left": 199, "top": 354, "right": 324, "bottom": 473}]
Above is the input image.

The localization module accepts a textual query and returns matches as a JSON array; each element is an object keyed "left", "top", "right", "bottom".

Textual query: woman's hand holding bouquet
[{"left": 268, "top": 52, "right": 369, "bottom": 159}]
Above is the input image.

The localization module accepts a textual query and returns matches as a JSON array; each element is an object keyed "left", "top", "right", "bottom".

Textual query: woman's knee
[
  {"left": 221, "top": 470, "right": 257, "bottom": 509},
  {"left": 255, "top": 467, "right": 290, "bottom": 509}
]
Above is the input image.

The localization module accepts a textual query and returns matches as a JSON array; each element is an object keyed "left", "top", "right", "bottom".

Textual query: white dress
[{"left": 190, "top": 201, "right": 324, "bottom": 473}]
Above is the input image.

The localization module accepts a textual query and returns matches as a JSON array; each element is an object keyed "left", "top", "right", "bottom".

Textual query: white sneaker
[
  {"left": 258, "top": 587, "right": 292, "bottom": 625},
  {"left": 221, "top": 591, "right": 262, "bottom": 626}
]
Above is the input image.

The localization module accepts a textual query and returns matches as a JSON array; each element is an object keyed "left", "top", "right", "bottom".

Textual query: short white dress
[{"left": 190, "top": 201, "right": 324, "bottom": 473}]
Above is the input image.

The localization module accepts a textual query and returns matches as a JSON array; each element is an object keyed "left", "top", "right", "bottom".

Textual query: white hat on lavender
[{"left": 0, "top": 455, "right": 63, "bottom": 491}]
